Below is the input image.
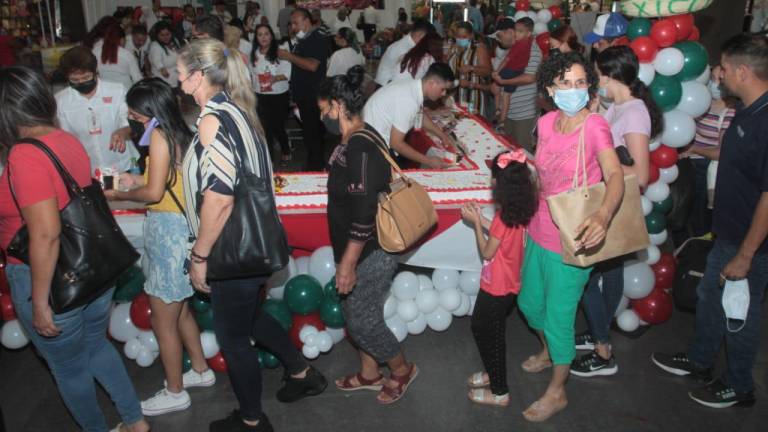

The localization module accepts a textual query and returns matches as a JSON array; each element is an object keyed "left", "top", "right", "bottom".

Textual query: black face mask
[
  {"left": 128, "top": 119, "right": 146, "bottom": 139},
  {"left": 322, "top": 113, "right": 340, "bottom": 136},
  {"left": 70, "top": 78, "right": 98, "bottom": 95}
]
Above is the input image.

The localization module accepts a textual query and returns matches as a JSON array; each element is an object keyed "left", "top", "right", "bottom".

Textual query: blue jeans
[
  {"left": 6, "top": 264, "right": 143, "bottom": 432},
  {"left": 582, "top": 259, "right": 625, "bottom": 345},
  {"left": 687, "top": 241, "right": 768, "bottom": 394}
]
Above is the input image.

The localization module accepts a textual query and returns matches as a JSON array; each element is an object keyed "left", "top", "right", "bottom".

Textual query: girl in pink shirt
[{"left": 460, "top": 149, "right": 537, "bottom": 407}]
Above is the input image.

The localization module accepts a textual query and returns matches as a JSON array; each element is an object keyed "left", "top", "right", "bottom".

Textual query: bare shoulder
[{"left": 198, "top": 114, "right": 221, "bottom": 147}]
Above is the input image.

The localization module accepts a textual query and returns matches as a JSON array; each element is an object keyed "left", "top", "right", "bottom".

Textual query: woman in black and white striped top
[{"left": 176, "top": 38, "right": 327, "bottom": 431}]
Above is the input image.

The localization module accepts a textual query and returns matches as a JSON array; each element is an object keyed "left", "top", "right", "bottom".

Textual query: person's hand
[
  {"left": 110, "top": 131, "right": 127, "bottom": 153},
  {"left": 189, "top": 259, "right": 211, "bottom": 293},
  {"left": 722, "top": 252, "right": 752, "bottom": 281},
  {"left": 491, "top": 72, "right": 502, "bottom": 83},
  {"left": 160, "top": 67, "right": 170, "bottom": 78},
  {"left": 460, "top": 202, "right": 480, "bottom": 225},
  {"left": 574, "top": 209, "right": 611, "bottom": 250},
  {"left": 103, "top": 189, "right": 120, "bottom": 201},
  {"left": 459, "top": 64, "right": 473, "bottom": 74},
  {"left": 425, "top": 156, "right": 451, "bottom": 169},
  {"left": 277, "top": 48, "right": 291, "bottom": 60},
  {"left": 335, "top": 262, "right": 357, "bottom": 295},
  {"left": 32, "top": 303, "right": 60, "bottom": 337},
  {"left": 118, "top": 172, "right": 140, "bottom": 190}
]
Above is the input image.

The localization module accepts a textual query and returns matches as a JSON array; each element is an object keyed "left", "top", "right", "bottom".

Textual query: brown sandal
[
  {"left": 522, "top": 396, "right": 568, "bottom": 422},
  {"left": 521, "top": 355, "right": 552, "bottom": 373},
  {"left": 377, "top": 364, "right": 419, "bottom": 405},
  {"left": 334, "top": 372, "right": 385, "bottom": 392}
]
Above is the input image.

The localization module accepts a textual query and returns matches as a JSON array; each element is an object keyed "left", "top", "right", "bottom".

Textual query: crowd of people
[{"left": 1, "top": 1, "right": 768, "bottom": 431}]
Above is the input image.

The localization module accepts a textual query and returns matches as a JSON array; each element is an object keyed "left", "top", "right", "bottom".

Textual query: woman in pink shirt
[{"left": 517, "top": 52, "right": 624, "bottom": 422}]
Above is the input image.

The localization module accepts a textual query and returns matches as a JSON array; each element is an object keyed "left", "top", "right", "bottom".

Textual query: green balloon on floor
[
  {"left": 284, "top": 275, "right": 324, "bottom": 315},
  {"left": 320, "top": 297, "right": 345, "bottom": 328},
  {"left": 263, "top": 299, "right": 293, "bottom": 331},
  {"left": 627, "top": 17, "right": 651, "bottom": 40},
  {"left": 674, "top": 41, "right": 709, "bottom": 82},
  {"left": 645, "top": 210, "right": 667, "bottom": 235},
  {"left": 182, "top": 351, "right": 192, "bottom": 373},
  {"left": 259, "top": 350, "right": 280, "bottom": 369},
  {"left": 650, "top": 74, "right": 682, "bottom": 112},
  {"left": 323, "top": 278, "right": 340, "bottom": 303},
  {"left": 652, "top": 196, "right": 674, "bottom": 214},
  {"left": 113, "top": 266, "right": 145, "bottom": 303},
  {"left": 195, "top": 308, "right": 215, "bottom": 331},
  {"left": 190, "top": 293, "right": 211, "bottom": 314}
]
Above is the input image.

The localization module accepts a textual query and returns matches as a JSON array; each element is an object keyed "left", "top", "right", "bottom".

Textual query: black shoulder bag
[{"left": 6, "top": 138, "right": 140, "bottom": 313}]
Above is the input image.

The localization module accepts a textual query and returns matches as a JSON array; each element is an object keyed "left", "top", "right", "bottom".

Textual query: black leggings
[
  {"left": 470, "top": 289, "right": 515, "bottom": 395},
  {"left": 210, "top": 276, "right": 306, "bottom": 421},
  {"left": 256, "top": 92, "right": 291, "bottom": 157}
]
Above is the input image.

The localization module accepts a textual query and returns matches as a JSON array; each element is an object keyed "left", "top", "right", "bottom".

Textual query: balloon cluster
[
  {"left": 0, "top": 268, "right": 30, "bottom": 350},
  {"left": 510, "top": 2, "right": 564, "bottom": 36},
  {"left": 616, "top": 252, "right": 676, "bottom": 332}
]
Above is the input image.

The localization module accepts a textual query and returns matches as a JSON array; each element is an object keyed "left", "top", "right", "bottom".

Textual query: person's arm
[
  {"left": 622, "top": 133, "right": 650, "bottom": 187},
  {"left": 690, "top": 145, "right": 721, "bottom": 160},
  {"left": 105, "top": 130, "right": 170, "bottom": 203},
  {"left": 277, "top": 48, "right": 320, "bottom": 72},
  {"left": 389, "top": 127, "right": 446, "bottom": 168},
  {"left": 722, "top": 192, "right": 768, "bottom": 280},
  {"left": 109, "top": 126, "right": 131, "bottom": 153},
  {"left": 23, "top": 198, "right": 62, "bottom": 337},
  {"left": 422, "top": 114, "right": 457, "bottom": 154},
  {"left": 576, "top": 146, "right": 625, "bottom": 250},
  {"left": 496, "top": 73, "right": 536, "bottom": 86},
  {"left": 469, "top": 43, "right": 492, "bottom": 77},
  {"left": 461, "top": 203, "right": 499, "bottom": 259},
  {"left": 126, "top": 50, "right": 143, "bottom": 84}
]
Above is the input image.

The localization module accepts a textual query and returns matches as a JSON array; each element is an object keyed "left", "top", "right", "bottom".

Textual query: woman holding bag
[
  {"left": 517, "top": 52, "right": 624, "bottom": 422},
  {"left": 176, "top": 38, "right": 326, "bottom": 432}
]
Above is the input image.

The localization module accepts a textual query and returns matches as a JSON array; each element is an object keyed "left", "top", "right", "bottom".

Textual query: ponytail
[
  {"left": 224, "top": 50, "right": 260, "bottom": 132},
  {"left": 318, "top": 65, "right": 366, "bottom": 117},
  {"left": 630, "top": 79, "right": 664, "bottom": 139}
]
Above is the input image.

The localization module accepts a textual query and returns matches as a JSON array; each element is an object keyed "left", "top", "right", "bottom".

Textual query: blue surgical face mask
[
  {"left": 598, "top": 87, "right": 609, "bottom": 98},
  {"left": 708, "top": 80, "right": 722, "bottom": 100},
  {"left": 553, "top": 88, "right": 590, "bottom": 117},
  {"left": 455, "top": 38, "right": 471, "bottom": 49}
]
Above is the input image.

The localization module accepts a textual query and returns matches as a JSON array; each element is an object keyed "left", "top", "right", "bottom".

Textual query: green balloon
[
  {"left": 262, "top": 299, "right": 293, "bottom": 331},
  {"left": 323, "top": 278, "right": 340, "bottom": 303},
  {"left": 547, "top": 19, "right": 563, "bottom": 33},
  {"left": 674, "top": 41, "right": 709, "bottom": 82},
  {"left": 195, "top": 308, "right": 215, "bottom": 331},
  {"left": 259, "top": 350, "right": 280, "bottom": 369},
  {"left": 190, "top": 293, "right": 211, "bottom": 314},
  {"left": 320, "top": 297, "right": 345, "bottom": 328},
  {"left": 645, "top": 211, "right": 667, "bottom": 235},
  {"left": 113, "top": 266, "right": 145, "bottom": 303},
  {"left": 650, "top": 74, "right": 682, "bottom": 112},
  {"left": 652, "top": 196, "right": 674, "bottom": 214},
  {"left": 504, "top": 5, "right": 516, "bottom": 17},
  {"left": 284, "top": 275, "right": 324, "bottom": 315},
  {"left": 627, "top": 17, "right": 651, "bottom": 41},
  {"left": 182, "top": 351, "right": 192, "bottom": 373}
]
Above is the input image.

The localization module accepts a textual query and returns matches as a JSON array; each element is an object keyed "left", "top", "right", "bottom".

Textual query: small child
[
  {"left": 461, "top": 149, "right": 537, "bottom": 407},
  {"left": 492, "top": 19, "right": 534, "bottom": 127}
]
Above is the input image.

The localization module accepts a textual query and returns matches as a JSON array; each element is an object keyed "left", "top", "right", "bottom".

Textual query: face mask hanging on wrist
[{"left": 722, "top": 278, "right": 750, "bottom": 332}]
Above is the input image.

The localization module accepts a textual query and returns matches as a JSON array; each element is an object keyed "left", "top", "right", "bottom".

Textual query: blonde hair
[
  {"left": 179, "top": 37, "right": 260, "bottom": 131},
  {"left": 224, "top": 25, "right": 242, "bottom": 52}
]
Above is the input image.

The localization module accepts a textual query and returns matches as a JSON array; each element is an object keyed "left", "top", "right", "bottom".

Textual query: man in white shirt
[
  {"left": 55, "top": 46, "right": 138, "bottom": 175},
  {"left": 140, "top": 0, "right": 166, "bottom": 31},
  {"left": 211, "top": 0, "right": 233, "bottom": 24},
  {"left": 374, "top": 19, "right": 434, "bottom": 87},
  {"left": 125, "top": 24, "right": 149, "bottom": 73},
  {"left": 332, "top": 7, "right": 353, "bottom": 33},
  {"left": 360, "top": 1, "right": 379, "bottom": 42},
  {"left": 364, "top": 63, "right": 456, "bottom": 169}
]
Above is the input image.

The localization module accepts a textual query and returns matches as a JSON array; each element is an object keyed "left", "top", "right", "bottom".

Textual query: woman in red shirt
[{"left": 0, "top": 66, "right": 149, "bottom": 432}]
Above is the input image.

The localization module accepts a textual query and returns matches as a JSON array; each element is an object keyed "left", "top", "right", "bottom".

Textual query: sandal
[
  {"left": 335, "top": 372, "right": 385, "bottom": 392},
  {"left": 466, "top": 372, "right": 490, "bottom": 389},
  {"left": 468, "top": 388, "right": 509, "bottom": 407},
  {"left": 521, "top": 355, "right": 552, "bottom": 373},
  {"left": 522, "top": 396, "right": 568, "bottom": 422},
  {"left": 376, "top": 364, "right": 419, "bottom": 405}
]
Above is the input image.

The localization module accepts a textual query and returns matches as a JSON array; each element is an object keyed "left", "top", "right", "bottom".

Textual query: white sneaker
[
  {"left": 164, "top": 368, "right": 217, "bottom": 389},
  {"left": 141, "top": 388, "right": 191, "bottom": 416}
]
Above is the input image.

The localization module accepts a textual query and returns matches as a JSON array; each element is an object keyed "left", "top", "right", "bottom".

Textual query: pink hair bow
[{"left": 496, "top": 149, "right": 526, "bottom": 169}]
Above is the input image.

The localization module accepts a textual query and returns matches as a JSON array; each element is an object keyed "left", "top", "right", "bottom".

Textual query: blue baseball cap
[{"left": 584, "top": 13, "right": 629, "bottom": 44}]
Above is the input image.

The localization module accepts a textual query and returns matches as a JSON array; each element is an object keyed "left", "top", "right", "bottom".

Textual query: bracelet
[{"left": 190, "top": 250, "right": 208, "bottom": 261}]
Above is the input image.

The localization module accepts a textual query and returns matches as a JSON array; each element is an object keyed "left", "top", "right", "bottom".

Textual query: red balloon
[
  {"left": 288, "top": 312, "right": 326, "bottom": 349},
  {"left": 0, "top": 294, "right": 16, "bottom": 321},
  {"left": 657, "top": 253, "right": 677, "bottom": 277},
  {"left": 687, "top": 25, "right": 700, "bottom": 41},
  {"left": 632, "top": 289, "right": 673, "bottom": 324},
  {"left": 648, "top": 162, "right": 660, "bottom": 184},
  {"left": 208, "top": 352, "right": 228, "bottom": 373},
  {"left": 651, "top": 260, "right": 676, "bottom": 290},
  {"left": 650, "top": 19, "right": 679, "bottom": 48},
  {"left": 129, "top": 292, "right": 153, "bottom": 330},
  {"left": 668, "top": 14, "right": 694, "bottom": 40},
  {"left": 651, "top": 145, "right": 678, "bottom": 169},
  {"left": 516, "top": 0, "right": 530, "bottom": 11},
  {"left": 630, "top": 36, "right": 659, "bottom": 63},
  {"left": 549, "top": 5, "right": 563, "bottom": 19},
  {"left": 536, "top": 32, "right": 550, "bottom": 57}
]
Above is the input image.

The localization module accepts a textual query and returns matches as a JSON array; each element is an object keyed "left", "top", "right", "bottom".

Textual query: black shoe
[
  {"left": 276, "top": 365, "right": 328, "bottom": 403},
  {"left": 210, "top": 411, "right": 273, "bottom": 432},
  {"left": 651, "top": 352, "right": 713, "bottom": 383},
  {"left": 574, "top": 331, "right": 595, "bottom": 350},
  {"left": 570, "top": 350, "right": 618, "bottom": 377},
  {"left": 688, "top": 379, "right": 756, "bottom": 408}
]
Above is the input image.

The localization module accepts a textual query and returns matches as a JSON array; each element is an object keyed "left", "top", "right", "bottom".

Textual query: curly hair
[
  {"left": 536, "top": 51, "right": 598, "bottom": 107},
  {"left": 490, "top": 153, "right": 538, "bottom": 227}
]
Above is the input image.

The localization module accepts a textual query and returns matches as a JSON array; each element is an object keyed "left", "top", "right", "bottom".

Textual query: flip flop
[
  {"left": 521, "top": 355, "right": 552, "bottom": 373},
  {"left": 466, "top": 372, "right": 490, "bottom": 389},
  {"left": 377, "top": 364, "right": 419, "bottom": 405},
  {"left": 468, "top": 388, "right": 509, "bottom": 407},
  {"left": 522, "top": 397, "right": 568, "bottom": 422},
  {"left": 335, "top": 372, "right": 385, "bottom": 392}
]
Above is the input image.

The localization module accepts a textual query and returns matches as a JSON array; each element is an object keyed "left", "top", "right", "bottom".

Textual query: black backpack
[{"left": 672, "top": 236, "right": 714, "bottom": 312}]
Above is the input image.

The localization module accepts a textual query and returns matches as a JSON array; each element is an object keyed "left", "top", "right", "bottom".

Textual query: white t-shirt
[
  {"left": 363, "top": 78, "right": 424, "bottom": 147},
  {"left": 390, "top": 54, "right": 434, "bottom": 82},
  {"left": 327, "top": 47, "right": 365, "bottom": 77},
  {"left": 363, "top": 6, "right": 378, "bottom": 24},
  {"left": 251, "top": 44, "right": 292, "bottom": 94},
  {"left": 55, "top": 80, "right": 139, "bottom": 174},
  {"left": 140, "top": 7, "right": 166, "bottom": 31},
  {"left": 92, "top": 44, "right": 142, "bottom": 91},
  {"left": 125, "top": 37, "right": 149, "bottom": 69},
  {"left": 238, "top": 39, "right": 253, "bottom": 59},
  {"left": 149, "top": 41, "right": 179, "bottom": 87},
  {"left": 211, "top": 9, "right": 233, "bottom": 24},
  {"left": 375, "top": 34, "right": 415, "bottom": 86},
  {"left": 333, "top": 16, "right": 354, "bottom": 34}
]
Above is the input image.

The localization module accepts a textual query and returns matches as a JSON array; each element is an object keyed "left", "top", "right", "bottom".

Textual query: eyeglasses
[{"left": 553, "top": 79, "right": 589, "bottom": 90}]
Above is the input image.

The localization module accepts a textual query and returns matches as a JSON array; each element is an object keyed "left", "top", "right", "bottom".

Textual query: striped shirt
[
  {"left": 507, "top": 43, "right": 542, "bottom": 121},
  {"left": 182, "top": 92, "right": 272, "bottom": 237},
  {"left": 691, "top": 105, "right": 735, "bottom": 159}
]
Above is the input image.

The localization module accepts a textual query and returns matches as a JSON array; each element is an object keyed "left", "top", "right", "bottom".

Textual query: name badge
[{"left": 88, "top": 109, "right": 102, "bottom": 135}]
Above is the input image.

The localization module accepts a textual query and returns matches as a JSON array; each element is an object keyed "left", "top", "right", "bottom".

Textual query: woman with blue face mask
[
  {"left": 516, "top": 51, "right": 624, "bottom": 422},
  {"left": 447, "top": 21, "right": 491, "bottom": 116}
]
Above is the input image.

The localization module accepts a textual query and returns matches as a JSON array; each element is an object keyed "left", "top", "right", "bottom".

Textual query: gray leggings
[{"left": 342, "top": 248, "right": 400, "bottom": 363}]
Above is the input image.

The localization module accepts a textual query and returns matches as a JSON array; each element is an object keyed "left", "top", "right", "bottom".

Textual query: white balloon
[
  {"left": 468, "top": 295, "right": 478, "bottom": 316},
  {"left": 659, "top": 165, "right": 679, "bottom": 183},
  {"left": 695, "top": 65, "right": 711, "bottom": 84},
  {"left": 439, "top": 289, "right": 462, "bottom": 311},
  {"left": 383, "top": 295, "right": 398, "bottom": 319},
  {"left": 537, "top": 9, "right": 552, "bottom": 23},
  {"left": 385, "top": 316, "right": 408, "bottom": 342},
  {"left": 109, "top": 302, "right": 140, "bottom": 343},
  {"left": 136, "top": 347, "right": 155, "bottom": 367},
  {"left": 514, "top": 10, "right": 528, "bottom": 21},
  {"left": 417, "top": 274, "right": 433, "bottom": 291},
  {"left": 649, "top": 229, "right": 669, "bottom": 246},
  {"left": 662, "top": 110, "right": 696, "bottom": 148},
  {"left": 1, "top": 319, "right": 29, "bottom": 349},
  {"left": 302, "top": 344, "right": 320, "bottom": 359},
  {"left": 308, "top": 246, "right": 336, "bottom": 286},
  {"left": 641, "top": 195, "right": 653, "bottom": 216},
  {"left": 645, "top": 181, "right": 670, "bottom": 202},
  {"left": 304, "top": 332, "right": 319, "bottom": 347},
  {"left": 415, "top": 289, "right": 439, "bottom": 314},
  {"left": 426, "top": 307, "right": 453, "bottom": 332},
  {"left": 526, "top": 11, "right": 538, "bottom": 20},
  {"left": 432, "top": 268, "right": 460, "bottom": 291},
  {"left": 392, "top": 271, "right": 420, "bottom": 301},
  {"left": 123, "top": 337, "right": 142, "bottom": 360},
  {"left": 295, "top": 256, "right": 310, "bottom": 275},
  {"left": 458, "top": 271, "right": 481, "bottom": 295},
  {"left": 316, "top": 331, "right": 333, "bottom": 353},
  {"left": 396, "top": 299, "right": 420, "bottom": 322},
  {"left": 326, "top": 326, "right": 345, "bottom": 344},
  {"left": 268, "top": 285, "right": 285, "bottom": 300},
  {"left": 614, "top": 296, "right": 630, "bottom": 318},
  {"left": 299, "top": 325, "right": 318, "bottom": 343},
  {"left": 533, "top": 22, "right": 548, "bottom": 35},
  {"left": 649, "top": 137, "right": 661, "bottom": 152},
  {"left": 677, "top": 81, "right": 712, "bottom": 118},
  {"left": 653, "top": 48, "right": 685, "bottom": 76},
  {"left": 623, "top": 260, "right": 656, "bottom": 299},
  {"left": 138, "top": 330, "right": 159, "bottom": 353},
  {"left": 638, "top": 62, "right": 656, "bottom": 86},
  {"left": 617, "top": 309, "right": 641, "bottom": 332},
  {"left": 406, "top": 313, "right": 428, "bottom": 335},
  {"left": 200, "top": 331, "right": 220, "bottom": 359},
  {"left": 453, "top": 294, "right": 471, "bottom": 316},
  {"left": 637, "top": 245, "right": 661, "bottom": 265}
]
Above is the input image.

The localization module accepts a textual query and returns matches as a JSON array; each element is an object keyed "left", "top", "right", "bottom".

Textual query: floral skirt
[{"left": 142, "top": 211, "right": 193, "bottom": 303}]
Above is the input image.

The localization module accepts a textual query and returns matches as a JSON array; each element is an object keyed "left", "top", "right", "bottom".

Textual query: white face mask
[
  {"left": 708, "top": 80, "right": 722, "bottom": 100},
  {"left": 722, "top": 279, "right": 750, "bottom": 332},
  {"left": 296, "top": 30, "right": 307, "bottom": 39}
]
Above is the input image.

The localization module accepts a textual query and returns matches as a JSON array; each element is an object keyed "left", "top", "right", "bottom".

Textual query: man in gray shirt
[{"left": 277, "top": 0, "right": 296, "bottom": 38}]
